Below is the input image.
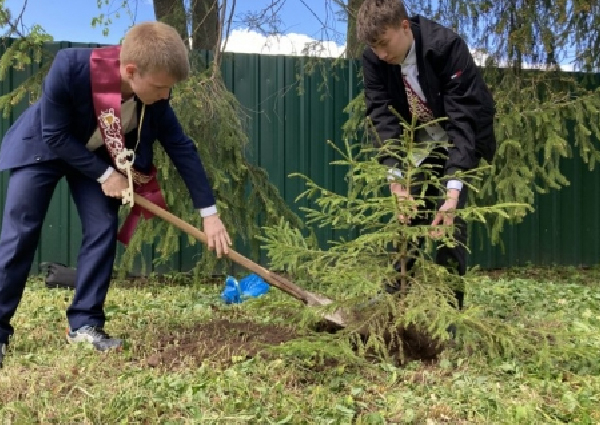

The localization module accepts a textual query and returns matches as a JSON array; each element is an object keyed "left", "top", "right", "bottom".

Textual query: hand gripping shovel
[{"left": 131, "top": 194, "right": 348, "bottom": 328}]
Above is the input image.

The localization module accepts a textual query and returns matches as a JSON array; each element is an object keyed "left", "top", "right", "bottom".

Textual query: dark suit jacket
[
  {"left": 362, "top": 16, "right": 497, "bottom": 176},
  {"left": 0, "top": 47, "right": 216, "bottom": 209}
]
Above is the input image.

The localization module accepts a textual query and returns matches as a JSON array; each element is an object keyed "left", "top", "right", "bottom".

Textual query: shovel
[{"left": 132, "top": 194, "right": 348, "bottom": 327}]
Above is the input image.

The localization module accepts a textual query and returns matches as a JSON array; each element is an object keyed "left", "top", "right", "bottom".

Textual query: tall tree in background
[
  {"left": 190, "top": 0, "right": 219, "bottom": 50},
  {"left": 152, "top": 0, "right": 219, "bottom": 50},
  {"left": 344, "top": 0, "right": 363, "bottom": 58},
  {"left": 152, "top": 0, "right": 188, "bottom": 43}
]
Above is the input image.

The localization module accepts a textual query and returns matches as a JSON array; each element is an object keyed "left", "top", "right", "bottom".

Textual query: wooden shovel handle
[{"left": 132, "top": 194, "right": 309, "bottom": 301}]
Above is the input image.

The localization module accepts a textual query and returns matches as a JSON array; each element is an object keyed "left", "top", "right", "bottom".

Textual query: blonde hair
[{"left": 120, "top": 21, "right": 190, "bottom": 81}]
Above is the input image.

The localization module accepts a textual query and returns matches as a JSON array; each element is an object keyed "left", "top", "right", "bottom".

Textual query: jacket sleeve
[
  {"left": 439, "top": 35, "right": 491, "bottom": 175},
  {"left": 41, "top": 50, "right": 112, "bottom": 180},
  {"left": 156, "top": 103, "right": 217, "bottom": 215},
  {"left": 362, "top": 49, "right": 403, "bottom": 169}
]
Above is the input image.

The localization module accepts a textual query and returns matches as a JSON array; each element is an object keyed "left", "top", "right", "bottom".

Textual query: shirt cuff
[
  {"left": 97, "top": 167, "right": 115, "bottom": 184},
  {"left": 199, "top": 205, "right": 218, "bottom": 217},
  {"left": 387, "top": 168, "right": 403, "bottom": 181},
  {"left": 447, "top": 179, "right": 463, "bottom": 191}
]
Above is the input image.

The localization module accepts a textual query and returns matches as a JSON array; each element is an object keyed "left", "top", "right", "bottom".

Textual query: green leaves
[
  {"left": 258, "top": 116, "right": 534, "bottom": 362},
  {"left": 0, "top": 12, "right": 53, "bottom": 118},
  {"left": 91, "top": 0, "right": 135, "bottom": 39}
]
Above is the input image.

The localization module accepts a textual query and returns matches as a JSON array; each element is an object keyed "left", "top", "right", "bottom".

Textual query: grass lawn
[{"left": 1, "top": 266, "right": 599, "bottom": 424}]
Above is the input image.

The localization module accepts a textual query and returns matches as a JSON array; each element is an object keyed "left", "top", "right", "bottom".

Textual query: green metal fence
[{"left": 1, "top": 40, "right": 599, "bottom": 274}]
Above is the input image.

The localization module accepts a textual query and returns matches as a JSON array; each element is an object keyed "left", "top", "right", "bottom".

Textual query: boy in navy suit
[
  {"left": 356, "top": 0, "right": 496, "bottom": 313},
  {"left": 0, "top": 21, "right": 232, "bottom": 367}
]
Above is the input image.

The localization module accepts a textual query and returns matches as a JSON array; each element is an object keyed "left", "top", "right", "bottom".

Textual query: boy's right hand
[
  {"left": 101, "top": 171, "right": 129, "bottom": 198},
  {"left": 390, "top": 183, "right": 414, "bottom": 224}
]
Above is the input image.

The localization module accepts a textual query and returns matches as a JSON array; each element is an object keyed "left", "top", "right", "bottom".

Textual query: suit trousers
[{"left": 0, "top": 160, "right": 121, "bottom": 344}]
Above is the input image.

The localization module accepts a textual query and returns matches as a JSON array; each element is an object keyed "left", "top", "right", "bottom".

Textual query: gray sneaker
[
  {"left": 0, "top": 343, "right": 5, "bottom": 368},
  {"left": 67, "top": 326, "right": 123, "bottom": 351}
]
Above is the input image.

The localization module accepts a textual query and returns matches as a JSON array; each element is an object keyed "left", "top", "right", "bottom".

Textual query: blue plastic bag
[{"left": 220, "top": 274, "right": 270, "bottom": 304}]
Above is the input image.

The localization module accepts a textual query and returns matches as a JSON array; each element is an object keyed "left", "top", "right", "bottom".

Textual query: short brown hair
[
  {"left": 120, "top": 21, "right": 190, "bottom": 81},
  {"left": 356, "top": 0, "right": 409, "bottom": 45}
]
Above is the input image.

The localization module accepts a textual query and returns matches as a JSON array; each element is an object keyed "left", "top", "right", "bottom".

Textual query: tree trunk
[
  {"left": 346, "top": 0, "right": 364, "bottom": 59},
  {"left": 191, "top": 0, "right": 219, "bottom": 51},
  {"left": 152, "top": 0, "right": 189, "bottom": 45}
]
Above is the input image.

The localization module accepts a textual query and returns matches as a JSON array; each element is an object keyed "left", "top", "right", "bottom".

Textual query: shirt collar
[{"left": 401, "top": 40, "right": 417, "bottom": 67}]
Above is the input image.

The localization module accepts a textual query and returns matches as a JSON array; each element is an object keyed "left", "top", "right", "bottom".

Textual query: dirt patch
[
  {"left": 390, "top": 323, "right": 446, "bottom": 362},
  {"left": 313, "top": 317, "right": 446, "bottom": 365},
  {"left": 312, "top": 291, "right": 448, "bottom": 364},
  {"left": 141, "top": 319, "right": 299, "bottom": 370},
  {"left": 354, "top": 321, "right": 446, "bottom": 364}
]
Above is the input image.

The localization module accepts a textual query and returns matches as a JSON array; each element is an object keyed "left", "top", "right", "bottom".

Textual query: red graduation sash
[{"left": 89, "top": 45, "right": 167, "bottom": 245}]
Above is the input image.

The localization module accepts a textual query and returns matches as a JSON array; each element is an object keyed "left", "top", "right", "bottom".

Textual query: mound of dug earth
[{"left": 143, "top": 319, "right": 298, "bottom": 370}]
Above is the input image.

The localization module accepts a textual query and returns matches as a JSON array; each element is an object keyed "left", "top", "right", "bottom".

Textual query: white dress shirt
[{"left": 389, "top": 41, "right": 463, "bottom": 191}]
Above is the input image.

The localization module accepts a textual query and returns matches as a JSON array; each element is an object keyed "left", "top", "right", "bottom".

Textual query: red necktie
[{"left": 402, "top": 74, "right": 434, "bottom": 123}]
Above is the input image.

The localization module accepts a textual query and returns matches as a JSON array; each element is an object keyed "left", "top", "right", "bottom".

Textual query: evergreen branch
[{"left": 118, "top": 70, "right": 304, "bottom": 276}]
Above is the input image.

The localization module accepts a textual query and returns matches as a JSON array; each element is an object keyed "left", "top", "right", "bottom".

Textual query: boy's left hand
[
  {"left": 203, "top": 214, "right": 232, "bottom": 258},
  {"left": 430, "top": 188, "right": 460, "bottom": 239}
]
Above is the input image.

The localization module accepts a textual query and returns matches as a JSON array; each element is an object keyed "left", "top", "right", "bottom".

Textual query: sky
[
  {"left": 3, "top": 0, "right": 348, "bottom": 57},
  {"left": 3, "top": 0, "right": 579, "bottom": 70}
]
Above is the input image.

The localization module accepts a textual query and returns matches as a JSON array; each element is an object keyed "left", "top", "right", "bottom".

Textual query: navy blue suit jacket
[{"left": 0, "top": 47, "right": 216, "bottom": 210}]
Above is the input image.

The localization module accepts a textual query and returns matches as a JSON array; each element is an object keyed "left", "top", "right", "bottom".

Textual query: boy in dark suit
[
  {"left": 0, "top": 21, "right": 231, "bottom": 367},
  {"left": 356, "top": 0, "right": 496, "bottom": 310}
]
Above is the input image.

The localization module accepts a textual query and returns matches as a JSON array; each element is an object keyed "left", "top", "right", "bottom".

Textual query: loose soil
[
  {"left": 315, "top": 319, "right": 445, "bottom": 363},
  {"left": 142, "top": 319, "right": 299, "bottom": 370},
  {"left": 141, "top": 315, "right": 444, "bottom": 372}
]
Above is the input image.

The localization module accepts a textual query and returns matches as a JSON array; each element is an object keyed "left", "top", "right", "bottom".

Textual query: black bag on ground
[{"left": 41, "top": 262, "right": 77, "bottom": 289}]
